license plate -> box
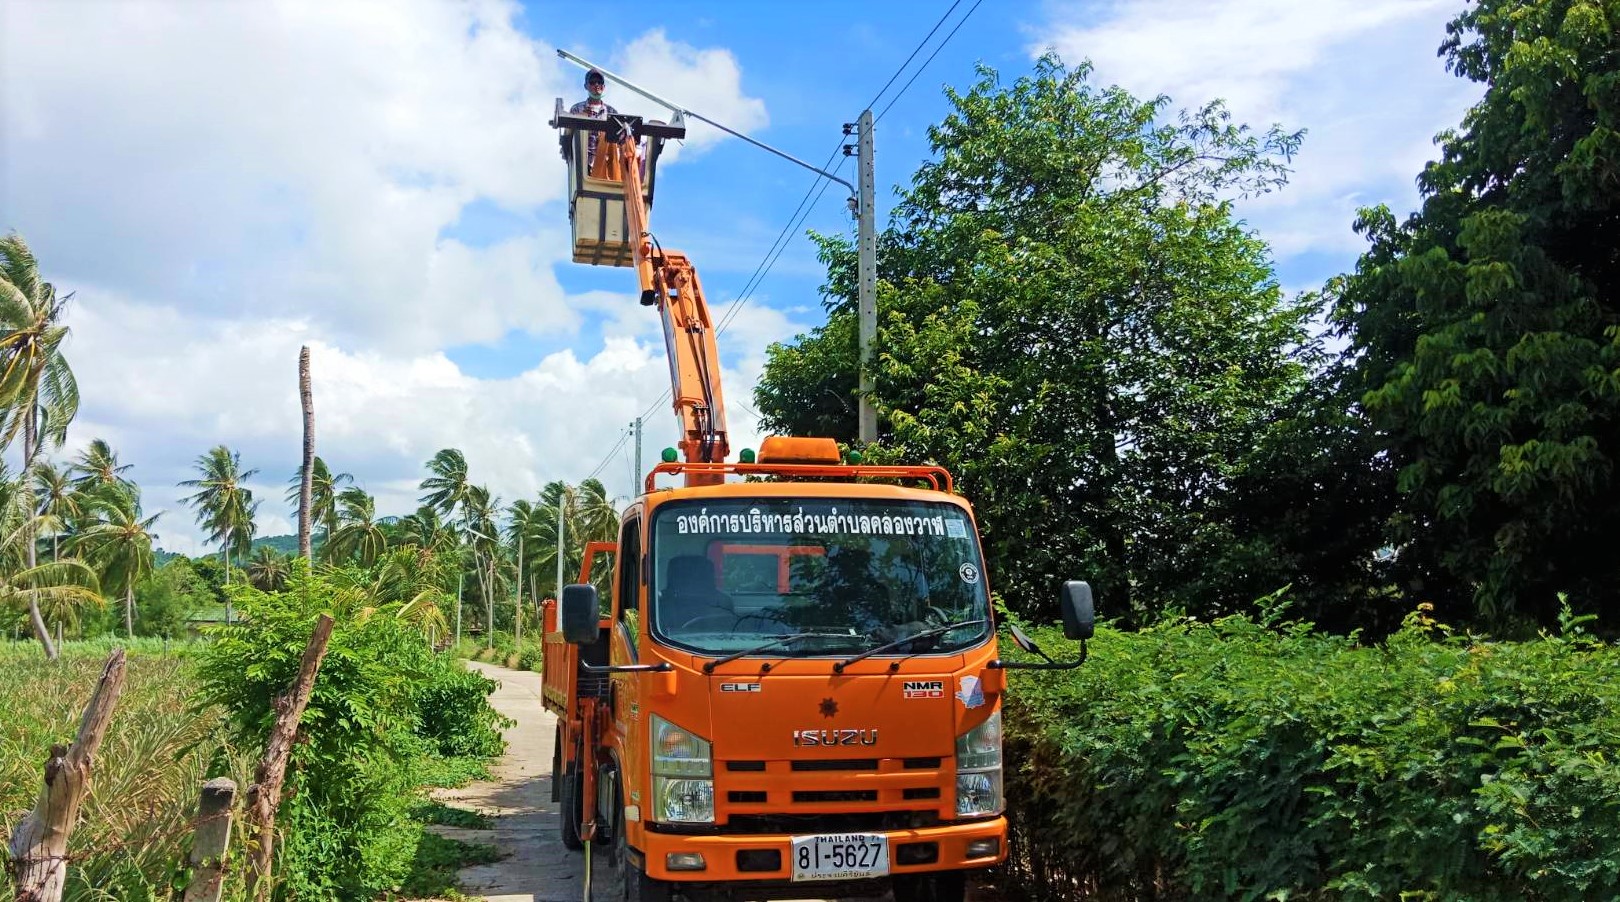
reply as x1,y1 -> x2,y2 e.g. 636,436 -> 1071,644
790,833 -> 888,882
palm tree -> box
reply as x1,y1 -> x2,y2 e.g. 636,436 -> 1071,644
285,456 -> 351,548
0,233 -> 82,657
394,505 -> 458,555
30,459 -> 80,562
179,445 -> 259,623
419,448 -> 471,519
71,485 -> 158,637
245,546 -> 291,592
326,487 -> 387,567
0,463 -> 101,644
70,438 -> 134,494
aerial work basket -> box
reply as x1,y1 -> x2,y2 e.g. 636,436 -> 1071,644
551,100 -> 681,268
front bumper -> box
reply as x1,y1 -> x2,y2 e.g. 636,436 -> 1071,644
637,816 -> 1007,883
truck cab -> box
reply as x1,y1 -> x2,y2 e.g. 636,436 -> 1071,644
544,440 -> 1093,902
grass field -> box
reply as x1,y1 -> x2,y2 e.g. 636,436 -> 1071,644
0,640 -> 254,901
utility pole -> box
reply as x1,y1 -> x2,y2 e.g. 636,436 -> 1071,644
514,531 -> 523,646
633,417 -> 643,497
555,493 -> 566,598
454,573 -> 462,649
856,109 -> 877,445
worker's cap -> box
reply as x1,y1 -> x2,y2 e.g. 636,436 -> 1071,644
585,69 -> 606,87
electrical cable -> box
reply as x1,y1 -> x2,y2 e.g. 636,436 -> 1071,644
864,0 -> 965,112
585,428 -> 632,482
875,0 -> 988,123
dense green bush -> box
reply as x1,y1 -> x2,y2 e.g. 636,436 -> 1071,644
416,657 -> 510,759
1001,606 -> 1620,901
195,565 -> 505,900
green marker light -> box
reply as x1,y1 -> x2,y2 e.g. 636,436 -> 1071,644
661,447 -> 678,463
739,448 -> 756,464
846,449 -> 864,464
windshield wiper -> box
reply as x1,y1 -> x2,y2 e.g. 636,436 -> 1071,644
833,619 -> 987,673
702,632 -> 857,673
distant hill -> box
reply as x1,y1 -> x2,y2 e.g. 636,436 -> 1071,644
154,533 -> 314,565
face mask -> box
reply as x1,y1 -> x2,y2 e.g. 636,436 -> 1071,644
588,88 -> 603,100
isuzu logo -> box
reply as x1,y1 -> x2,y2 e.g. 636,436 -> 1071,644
793,729 -> 879,747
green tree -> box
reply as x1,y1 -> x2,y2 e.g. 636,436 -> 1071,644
179,445 -> 259,623
0,232 -> 82,657
418,448 -> 470,520
285,455 -> 351,546
1331,0 -> 1620,629
30,458 -> 80,562
245,545 -> 291,592
133,558 -> 212,638
0,463 -> 101,639
757,58 -> 1309,623
70,438 -> 134,494
71,484 -> 159,637
325,486 -> 388,567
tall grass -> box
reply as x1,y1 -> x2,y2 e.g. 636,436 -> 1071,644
0,645 -> 254,901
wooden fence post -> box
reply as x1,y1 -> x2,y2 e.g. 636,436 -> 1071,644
180,777 -> 237,902
243,613 -> 334,902
5,649 -> 127,902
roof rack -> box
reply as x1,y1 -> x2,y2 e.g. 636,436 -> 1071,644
644,461 -> 954,494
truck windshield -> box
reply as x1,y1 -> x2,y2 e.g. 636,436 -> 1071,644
649,498 -> 991,657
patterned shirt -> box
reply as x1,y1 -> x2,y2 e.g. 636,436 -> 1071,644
569,98 -> 618,165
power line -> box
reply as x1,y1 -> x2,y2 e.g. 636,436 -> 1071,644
865,0 -> 965,112
585,427 -> 632,482
876,0 -> 988,123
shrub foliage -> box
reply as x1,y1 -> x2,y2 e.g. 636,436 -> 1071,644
1002,607 -> 1620,901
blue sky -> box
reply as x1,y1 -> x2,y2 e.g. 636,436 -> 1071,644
0,0 -> 1480,553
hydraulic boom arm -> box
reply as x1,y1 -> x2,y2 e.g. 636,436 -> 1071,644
613,128 -> 730,485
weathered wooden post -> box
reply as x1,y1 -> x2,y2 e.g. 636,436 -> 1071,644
243,613 -> 334,902
6,649 -> 127,902
180,777 -> 237,902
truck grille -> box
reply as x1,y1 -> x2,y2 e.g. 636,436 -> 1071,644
715,756 -> 950,826
790,758 -> 879,772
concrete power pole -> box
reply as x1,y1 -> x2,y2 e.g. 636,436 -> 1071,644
856,109 -> 877,445
633,416 -> 643,497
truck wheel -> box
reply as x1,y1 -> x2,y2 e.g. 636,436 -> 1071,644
558,764 -> 583,851
892,871 -> 966,902
604,780 -> 672,902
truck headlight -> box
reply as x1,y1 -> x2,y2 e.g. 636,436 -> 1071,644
955,711 -> 1003,816
651,715 -> 714,823
652,777 -> 716,823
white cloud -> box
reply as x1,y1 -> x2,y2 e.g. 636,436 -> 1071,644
1,0 -> 782,550
1032,0 -> 1482,262
573,28 -> 770,163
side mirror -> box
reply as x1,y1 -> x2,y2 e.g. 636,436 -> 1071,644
560,584 -> 600,645
1060,581 -> 1095,641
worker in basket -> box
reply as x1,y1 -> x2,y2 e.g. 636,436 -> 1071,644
569,68 -> 625,180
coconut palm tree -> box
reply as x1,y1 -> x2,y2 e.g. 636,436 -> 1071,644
69,438 -> 134,494
0,463 -> 101,644
245,546 -> 290,592
326,487 -> 388,567
0,233 -> 82,657
70,485 -> 158,637
394,505 -> 458,555
31,459 -> 80,562
179,445 -> 259,623
419,448 -> 470,520
285,456 -> 351,547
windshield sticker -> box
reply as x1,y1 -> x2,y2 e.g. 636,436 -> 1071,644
903,680 -> 945,699
945,519 -> 968,538
956,675 -> 985,709
673,507 -> 949,538
958,562 -> 980,584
